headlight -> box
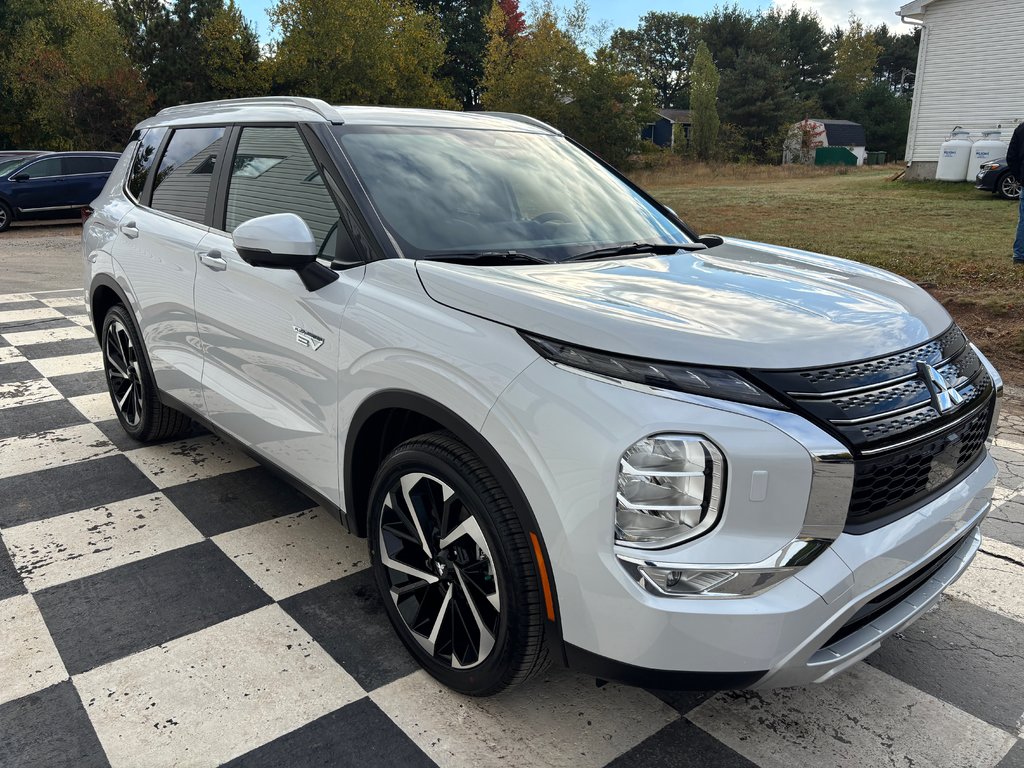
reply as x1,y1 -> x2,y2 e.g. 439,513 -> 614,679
520,332 -> 781,408
982,162 -> 1001,171
616,434 -> 725,548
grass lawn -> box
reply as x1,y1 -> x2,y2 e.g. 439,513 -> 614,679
633,163 -> 1024,384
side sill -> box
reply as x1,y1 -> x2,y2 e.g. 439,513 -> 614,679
157,391 -> 350,532
563,643 -> 766,691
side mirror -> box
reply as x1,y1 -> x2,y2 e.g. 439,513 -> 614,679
232,212 -> 339,292
10,172 -> 29,182
232,213 -> 317,269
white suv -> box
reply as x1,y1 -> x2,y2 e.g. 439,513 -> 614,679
84,97 -> 1002,695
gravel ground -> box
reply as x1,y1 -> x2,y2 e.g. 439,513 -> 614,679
0,223 -> 83,295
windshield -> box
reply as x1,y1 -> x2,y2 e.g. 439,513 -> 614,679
333,126 -> 689,261
0,158 -> 27,177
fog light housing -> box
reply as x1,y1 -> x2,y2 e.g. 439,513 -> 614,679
616,434 -> 724,549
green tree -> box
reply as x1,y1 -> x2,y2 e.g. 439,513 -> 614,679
872,23 -> 920,95
270,0 -> 453,107
850,83 -> 912,159
201,1 -> 268,98
609,11 -> 699,108
719,50 -> 796,162
689,41 -> 719,161
415,0 -> 490,109
761,5 -> 831,100
833,15 -> 882,94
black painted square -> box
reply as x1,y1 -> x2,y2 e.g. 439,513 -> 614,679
0,398 -> 88,441
280,569 -> 417,692
0,317 -> 75,332
222,698 -> 436,768
0,300 -> 48,312
54,305 -> 88,317
0,454 -> 157,528
18,337 -> 100,361
0,361 -> 41,384
0,537 -> 27,600
607,718 -> 758,768
0,682 -> 109,768
34,540 -> 273,675
163,466 -> 315,538
47,370 -> 107,398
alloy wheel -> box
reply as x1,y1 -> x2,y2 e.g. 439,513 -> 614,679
377,471 -> 501,669
1001,175 -> 1021,199
0,207 -> 8,230
104,319 -> 144,428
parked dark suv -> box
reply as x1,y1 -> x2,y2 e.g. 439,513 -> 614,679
0,151 -> 121,232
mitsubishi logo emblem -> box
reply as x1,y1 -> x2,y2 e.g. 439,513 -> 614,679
918,361 -> 963,414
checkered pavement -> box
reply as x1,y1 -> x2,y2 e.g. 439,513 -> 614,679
1,288 -> 1023,768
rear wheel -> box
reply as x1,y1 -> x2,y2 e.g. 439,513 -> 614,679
101,304 -> 192,441
367,432 -> 548,695
0,201 -> 12,232
998,173 -> 1021,200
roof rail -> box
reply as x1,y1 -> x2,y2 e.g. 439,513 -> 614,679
481,112 -> 561,135
155,97 -> 343,124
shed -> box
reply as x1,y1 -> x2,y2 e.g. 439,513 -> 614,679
641,109 -> 692,150
783,119 -> 867,165
899,0 -> 1024,179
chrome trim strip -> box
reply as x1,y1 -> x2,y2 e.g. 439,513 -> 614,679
858,397 -> 993,457
972,344 -> 1003,440
18,204 -> 79,213
828,366 -> 983,426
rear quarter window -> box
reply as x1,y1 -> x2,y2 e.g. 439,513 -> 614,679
127,127 -> 168,201
150,126 -> 227,225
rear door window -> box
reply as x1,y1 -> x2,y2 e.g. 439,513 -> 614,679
64,156 -> 118,175
20,157 -> 63,179
150,127 -> 226,225
127,127 -> 167,201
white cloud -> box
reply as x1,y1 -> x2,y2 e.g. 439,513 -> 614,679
772,0 -> 915,32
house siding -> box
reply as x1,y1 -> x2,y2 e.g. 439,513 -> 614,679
905,0 -> 1024,177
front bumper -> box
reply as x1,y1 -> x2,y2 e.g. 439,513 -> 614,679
483,357 -> 998,688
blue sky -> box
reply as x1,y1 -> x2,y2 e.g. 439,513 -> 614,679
235,0 -> 908,44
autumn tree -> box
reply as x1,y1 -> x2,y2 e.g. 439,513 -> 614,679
270,0 -> 453,108
201,1 -> 268,98
833,15 -> 882,94
689,41 -> 719,161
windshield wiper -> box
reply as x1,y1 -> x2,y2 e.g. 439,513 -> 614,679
564,241 -> 705,263
419,250 -> 551,265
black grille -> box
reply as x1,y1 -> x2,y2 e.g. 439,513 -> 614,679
749,325 -> 995,532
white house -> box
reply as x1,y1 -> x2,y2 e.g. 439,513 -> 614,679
900,0 -> 1024,180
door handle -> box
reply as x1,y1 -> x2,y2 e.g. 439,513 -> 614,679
120,221 -> 139,239
197,249 -> 227,271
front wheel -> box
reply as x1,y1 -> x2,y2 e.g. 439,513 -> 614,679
0,201 -> 12,232
367,432 -> 549,695
998,173 -> 1021,200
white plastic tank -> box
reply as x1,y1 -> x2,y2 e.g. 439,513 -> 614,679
965,129 -> 1009,181
936,129 -> 974,181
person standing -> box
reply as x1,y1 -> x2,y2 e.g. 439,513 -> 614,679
1008,121 -> 1024,265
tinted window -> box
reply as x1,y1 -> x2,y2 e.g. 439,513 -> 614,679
127,127 -> 167,200
20,157 -> 63,179
151,126 -> 226,224
225,127 -> 340,252
64,156 -> 118,175
0,159 -> 24,176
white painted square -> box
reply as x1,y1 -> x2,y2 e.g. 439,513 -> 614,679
29,351 -> 103,378
67,314 -> 92,328
40,296 -> 85,308
3,325 -> 94,346
688,663 -> 1016,768
0,594 -> 69,706
0,422 -> 116,480
123,434 -> 256,489
0,378 -> 63,410
0,293 -> 36,304
213,508 -> 366,601
0,307 -> 64,324
3,494 -> 203,592
68,392 -> 116,423
0,347 -> 26,365
75,604 -> 364,768
948,538 -> 1024,624
371,667 -> 678,768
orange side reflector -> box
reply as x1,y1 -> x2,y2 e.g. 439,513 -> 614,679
529,532 -> 556,622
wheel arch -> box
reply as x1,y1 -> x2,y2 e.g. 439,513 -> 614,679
344,389 -> 564,648
88,273 -> 157,382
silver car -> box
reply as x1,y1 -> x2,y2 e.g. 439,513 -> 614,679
84,97 -> 1002,695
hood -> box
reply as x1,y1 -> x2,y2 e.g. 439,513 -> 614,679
415,239 -> 952,370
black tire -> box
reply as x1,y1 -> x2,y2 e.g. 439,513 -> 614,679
0,201 -> 12,232
100,304 -> 192,441
367,431 -> 549,695
998,173 -> 1021,200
